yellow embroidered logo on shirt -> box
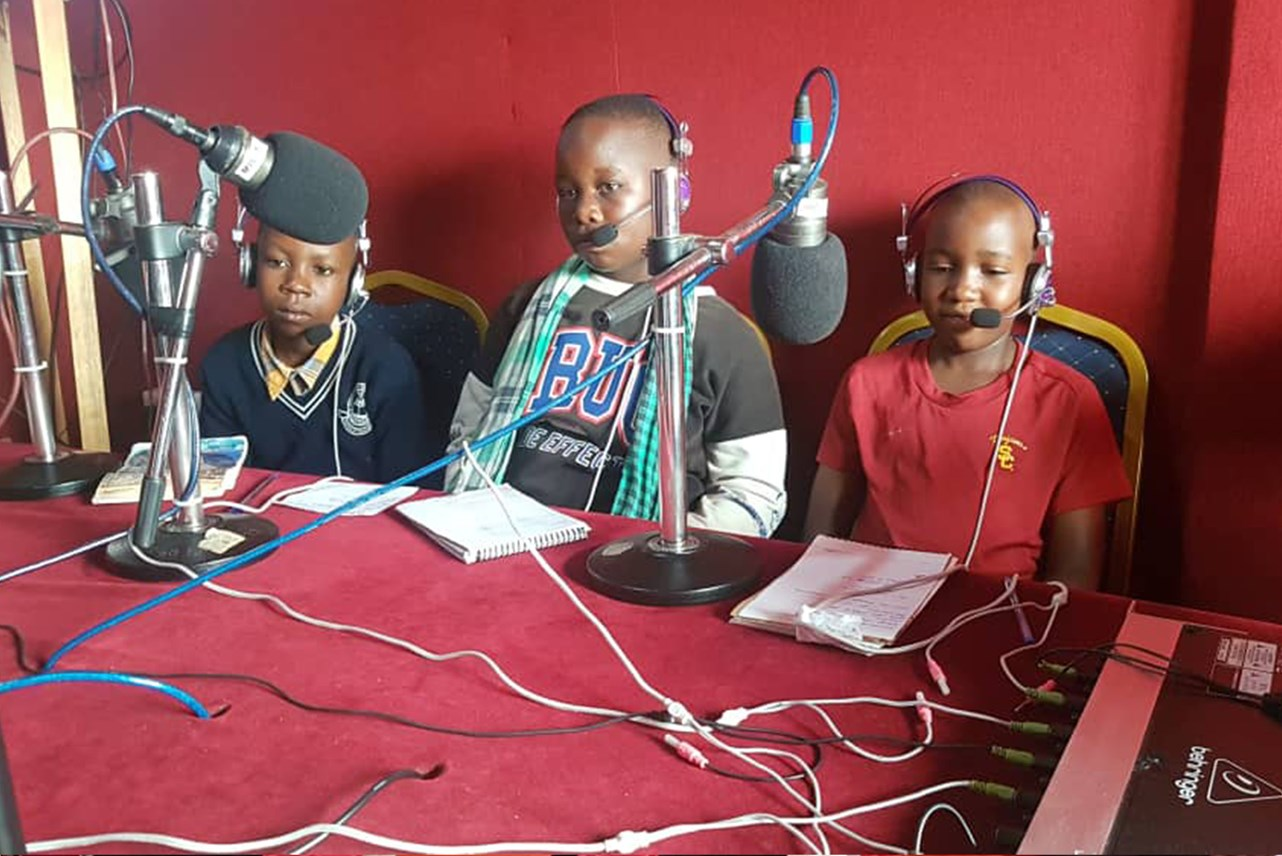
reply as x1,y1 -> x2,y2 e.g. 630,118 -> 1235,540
989,434 -> 1028,472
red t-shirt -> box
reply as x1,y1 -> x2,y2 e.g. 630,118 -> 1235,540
817,340 -> 1132,578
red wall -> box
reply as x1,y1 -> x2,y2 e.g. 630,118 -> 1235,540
1179,0 -> 1282,617
3,1 -> 1277,620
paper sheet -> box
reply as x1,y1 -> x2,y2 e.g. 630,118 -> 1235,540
277,483 -> 417,516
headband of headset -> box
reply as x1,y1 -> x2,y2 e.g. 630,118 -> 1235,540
895,173 -> 1055,308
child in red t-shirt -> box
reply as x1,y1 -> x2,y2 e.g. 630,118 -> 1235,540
804,177 -> 1131,590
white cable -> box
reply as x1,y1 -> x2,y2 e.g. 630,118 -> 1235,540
957,313 -> 1042,646
329,317 -> 357,479
26,827 -> 607,855
962,311 -> 1039,568
205,475 -> 353,517
457,443 -> 830,847
0,476 -> 351,586
19,466 -> 956,854
723,694 -> 1010,730
461,444 -> 667,708
0,530 -> 125,584
921,576 -> 1017,660
998,581 -> 1068,692
913,802 -> 975,854
923,583 -> 1067,694
800,700 -> 933,764
123,541 -> 657,725
802,575 -> 1017,658
14,460 -> 945,855
124,536 -> 835,856
26,780 -> 975,856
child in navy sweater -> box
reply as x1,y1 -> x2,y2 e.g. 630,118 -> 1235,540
199,223 -> 434,485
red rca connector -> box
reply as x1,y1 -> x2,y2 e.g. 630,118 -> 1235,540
663,734 -> 710,770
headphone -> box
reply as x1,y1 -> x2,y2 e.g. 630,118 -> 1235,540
232,204 -> 372,317
895,174 -> 1055,311
647,96 -> 694,213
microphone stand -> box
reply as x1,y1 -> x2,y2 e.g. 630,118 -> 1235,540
105,164 -> 278,581
0,171 -> 116,500
585,167 -> 780,606
0,718 -> 22,855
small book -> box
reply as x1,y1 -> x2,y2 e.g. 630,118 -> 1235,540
395,484 -> 591,564
731,535 -> 956,649
91,435 -> 249,505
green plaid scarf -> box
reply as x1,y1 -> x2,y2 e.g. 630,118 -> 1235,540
448,255 -> 696,521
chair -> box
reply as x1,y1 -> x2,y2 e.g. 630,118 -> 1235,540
357,271 -> 490,478
868,305 -> 1148,595
364,269 -> 489,344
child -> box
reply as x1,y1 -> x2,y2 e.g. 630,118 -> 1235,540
804,177 -> 1131,589
199,217 -> 435,485
446,94 -> 786,536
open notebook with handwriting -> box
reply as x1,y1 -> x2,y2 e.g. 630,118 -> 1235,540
731,535 -> 955,649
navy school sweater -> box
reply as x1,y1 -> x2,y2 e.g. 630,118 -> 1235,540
198,320 -> 441,487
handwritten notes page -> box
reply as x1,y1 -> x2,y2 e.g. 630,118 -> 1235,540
731,536 -> 955,648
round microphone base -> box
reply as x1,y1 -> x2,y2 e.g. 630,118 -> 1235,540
0,452 -> 117,501
586,531 -> 762,606
104,514 -> 279,582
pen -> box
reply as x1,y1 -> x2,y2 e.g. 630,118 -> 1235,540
235,472 -> 279,511
1010,588 -> 1035,643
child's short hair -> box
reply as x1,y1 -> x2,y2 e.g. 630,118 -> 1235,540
562,94 -> 679,156
564,92 -> 666,132
562,94 -> 693,212
912,178 -> 1039,247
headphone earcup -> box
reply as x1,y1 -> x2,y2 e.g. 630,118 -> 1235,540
1023,263 -> 1051,307
239,242 -> 257,288
904,256 -> 919,300
345,262 -> 367,315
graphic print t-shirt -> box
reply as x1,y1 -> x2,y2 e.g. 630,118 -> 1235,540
503,285 -> 649,513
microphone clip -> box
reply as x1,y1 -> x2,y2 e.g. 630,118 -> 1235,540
647,234 -> 698,277
89,186 -> 138,261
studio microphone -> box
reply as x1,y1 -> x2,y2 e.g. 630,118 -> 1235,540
140,108 -> 368,245
749,93 -> 848,345
139,106 -> 274,188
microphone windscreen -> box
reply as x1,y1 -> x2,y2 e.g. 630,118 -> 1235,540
969,308 -> 1003,328
302,324 -> 334,347
749,233 -> 848,345
589,223 -> 618,247
238,132 -> 368,245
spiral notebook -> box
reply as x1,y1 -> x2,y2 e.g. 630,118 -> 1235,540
395,485 -> 591,564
